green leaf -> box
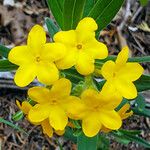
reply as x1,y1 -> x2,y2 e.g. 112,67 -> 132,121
0,117 -> 28,135
88,0 -> 124,33
63,0 -> 86,30
139,0 -> 149,6
45,17 -> 59,39
116,129 -> 150,148
77,132 -> 98,150
83,0 -> 95,17
0,44 -> 11,58
134,75 -> 150,92
46,0 -> 63,29
12,111 -> 24,121
0,59 -> 18,71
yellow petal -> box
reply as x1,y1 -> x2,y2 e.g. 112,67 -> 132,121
37,62 -> 59,85
55,130 -> 65,136
49,106 -> 68,130
16,100 -> 32,114
76,17 -> 98,32
8,46 -> 33,66
75,52 -> 94,75
27,25 -> 46,51
56,48 -> 78,69
116,46 -> 129,67
84,39 -> 108,59
14,64 -> 37,87
54,30 -> 76,46
28,104 -> 50,123
82,112 -> 101,137
28,87 -> 50,104
41,119 -> 53,137
99,110 -> 122,130
118,62 -> 144,81
50,78 -> 71,99
101,60 -> 116,80
42,43 -> 66,62
63,96 -> 86,120
115,79 -> 137,99
81,89 -> 100,108
76,17 -> 97,43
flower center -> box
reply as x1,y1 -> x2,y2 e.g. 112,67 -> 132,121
51,99 -> 57,105
36,56 -> 41,62
76,44 -> 82,49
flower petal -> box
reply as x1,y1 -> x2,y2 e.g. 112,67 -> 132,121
41,119 -> 53,137
63,96 -> 86,119
101,60 -> 116,80
50,78 -> 71,99
49,106 -> 68,130
8,46 -> 33,65
28,87 -> 50,104
16,100 -> 32,114
54,30 -> 76,46
118,62 -> 144,81
27,25 -> 46,51
81,89 -> 100,107
99,110 -> 122,130
115,79 -> 137,99
82,112 -> 101,137
37,62 -> 59,85
116,46 -> 129,67
28,104 -> 50,123
84,39 -> 108,59
42,43 -> 66,61
56,48 -> 78,69
14,64 -> 37,87
75,52 -> 94,75
55,130 -> 65,136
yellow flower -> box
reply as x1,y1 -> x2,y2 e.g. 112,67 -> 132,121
101,103 -> 133,133
8,25 -> 66,87
16,100 -> 64,137
66,89 -> 122,137
101,47 -> 144,99
27,78 -> 80,131
54,17 -> 108,75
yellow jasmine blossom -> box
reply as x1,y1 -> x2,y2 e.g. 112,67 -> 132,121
28,78 -> 79,131
101,47 -> 144,99
101,103 -> 133,133
54,17 -> 108,75
66,89 -> 122,137
16,100 -> 64,137
8,25 -> 66,87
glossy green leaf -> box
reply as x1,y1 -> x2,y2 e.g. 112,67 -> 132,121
46,0 -> 63,29
63,0 -> 86,30
134,75 -> 150,92
77,132 -> 98,150
88,0 -> 124,33
83,0 -> 95,17
0,59 -> 18,71
0,117 -> 28,135
45,17 -> 59,39
0,44 -> 11,58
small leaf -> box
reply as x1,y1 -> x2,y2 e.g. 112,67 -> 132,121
46,0 -> 63,29
0,44 -> 11,58
77,132 -> 98,150
12,111 -> 24,121
134,75 -> 150,92
139,0 -> 149,6
45,17 -> 59,39
0,59 -> 18,71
